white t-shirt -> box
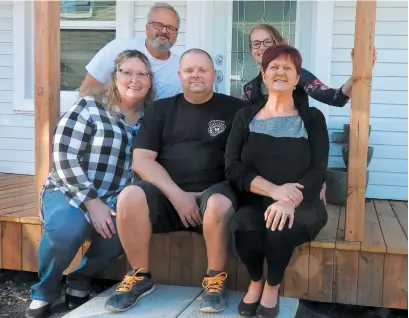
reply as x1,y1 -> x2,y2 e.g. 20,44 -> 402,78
86,37 -> 182,100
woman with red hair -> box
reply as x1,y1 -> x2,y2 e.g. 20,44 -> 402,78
225,44 -> 329,317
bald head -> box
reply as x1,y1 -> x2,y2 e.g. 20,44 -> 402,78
179,48 -> 214,68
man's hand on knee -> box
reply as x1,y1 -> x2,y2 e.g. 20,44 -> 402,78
171,191 -> 202,227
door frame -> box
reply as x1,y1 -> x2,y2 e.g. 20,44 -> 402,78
185,0 -> 334,121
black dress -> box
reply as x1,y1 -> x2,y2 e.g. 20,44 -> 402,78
224,104 -> 330,285
225,104 -> 329,241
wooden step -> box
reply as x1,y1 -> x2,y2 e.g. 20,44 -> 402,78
63,285 -> 299,318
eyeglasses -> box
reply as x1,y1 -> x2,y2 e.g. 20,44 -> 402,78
250,39 -> 276,49
148,21 -> 178,34
117,68 -> 151,81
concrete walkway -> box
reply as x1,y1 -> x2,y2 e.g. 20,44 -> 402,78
63,284 -> 299,318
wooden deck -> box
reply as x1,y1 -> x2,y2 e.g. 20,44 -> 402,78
0,173 -> 407,310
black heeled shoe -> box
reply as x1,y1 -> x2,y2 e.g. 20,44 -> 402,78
256,296 -> 280,318
65,293 -> 90,309
238,294 -> 261,317
25,304 -> 52,318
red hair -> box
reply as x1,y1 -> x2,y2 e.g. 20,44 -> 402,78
261,44 -> 302,74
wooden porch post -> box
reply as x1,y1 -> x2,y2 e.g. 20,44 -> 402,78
345,0 -> 376,242
34,1 -> 60,215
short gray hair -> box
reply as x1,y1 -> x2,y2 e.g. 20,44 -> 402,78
147,2 -> 181,29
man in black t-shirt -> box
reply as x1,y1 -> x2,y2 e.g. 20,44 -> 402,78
105,49 -> 248,314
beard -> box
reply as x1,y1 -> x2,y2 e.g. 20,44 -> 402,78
149,34 -> 175,50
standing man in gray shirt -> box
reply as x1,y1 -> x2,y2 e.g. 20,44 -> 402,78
80,2 -> 182,100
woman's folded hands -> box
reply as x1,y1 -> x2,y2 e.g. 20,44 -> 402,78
264,200 -> 295,232
268,182 -> 304,207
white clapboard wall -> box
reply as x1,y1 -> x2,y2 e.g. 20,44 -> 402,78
328,1 -> 408,200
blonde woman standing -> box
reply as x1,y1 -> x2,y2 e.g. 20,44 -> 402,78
26,50 -> 154,318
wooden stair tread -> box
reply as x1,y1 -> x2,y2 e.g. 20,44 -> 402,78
375,200 -> 408,255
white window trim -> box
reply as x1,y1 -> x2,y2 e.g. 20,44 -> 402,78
60,21 -> 116,30
13,1 -> 134,114
307,1 -> 334,121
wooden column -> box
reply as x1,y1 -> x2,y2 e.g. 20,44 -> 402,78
345,0 -> 376,242
34,1 -> 60,215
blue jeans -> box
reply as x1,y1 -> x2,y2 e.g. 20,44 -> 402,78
31,191 -> 123,303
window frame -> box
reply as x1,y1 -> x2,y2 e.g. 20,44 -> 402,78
13,1 -> 134,113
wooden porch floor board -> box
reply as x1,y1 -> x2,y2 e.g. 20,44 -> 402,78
0,202 -> 36,216
390,201 -> 408,239
0,209 -> 38,222
0,189 -> 35,200
362,201 -> 386,253
310,204 -> 340,249
0,176 -> 35,188
375,200 -> 408,255
336,207 -> 361,251
0,173 -> 407,309
0,193 -> 36,211
0,173 -> 23,180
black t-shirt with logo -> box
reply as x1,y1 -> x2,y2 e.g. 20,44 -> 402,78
133,93 -> 247,192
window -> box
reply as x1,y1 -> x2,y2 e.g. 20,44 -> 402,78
13,1 -> 134,113
60,1 -> 116,91
230,0 -> 297,98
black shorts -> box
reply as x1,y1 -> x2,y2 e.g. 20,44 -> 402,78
130,180 -> 238,233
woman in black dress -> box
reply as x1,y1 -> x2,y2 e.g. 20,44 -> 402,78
225,44 -> 329,317
244,24 -> 376,200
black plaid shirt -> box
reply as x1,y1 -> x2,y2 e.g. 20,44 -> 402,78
42,96 -> 141,219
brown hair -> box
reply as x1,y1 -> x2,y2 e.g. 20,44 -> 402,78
248,24 -> 285,52
107,50 -> 155,112
261,44 -> 302,75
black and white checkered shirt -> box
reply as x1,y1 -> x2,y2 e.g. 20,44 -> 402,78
42,96 -> 141,219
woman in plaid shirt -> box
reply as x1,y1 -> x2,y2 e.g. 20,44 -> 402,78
26,50 -> 154,318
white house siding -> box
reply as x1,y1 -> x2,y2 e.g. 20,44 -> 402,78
328,1 -> 408,200
133,1 -> 187,55
0,2 -> 34,175
0,1 -> 187,176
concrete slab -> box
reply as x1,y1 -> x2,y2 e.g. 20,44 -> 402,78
178,291 -> 299,318
63,284 -> 202,318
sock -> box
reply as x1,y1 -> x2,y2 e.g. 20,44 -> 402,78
29,300 -> 49,310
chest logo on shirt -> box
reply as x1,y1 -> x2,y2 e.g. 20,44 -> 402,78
208,120 -> 226,137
